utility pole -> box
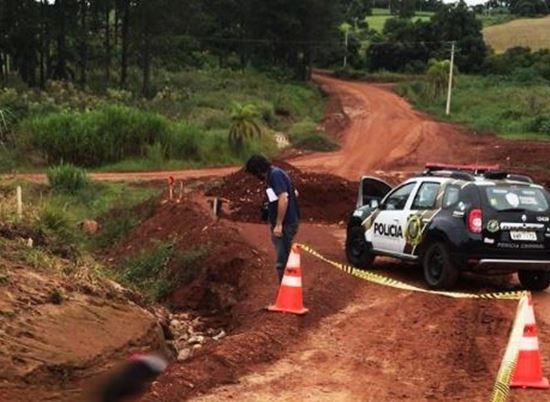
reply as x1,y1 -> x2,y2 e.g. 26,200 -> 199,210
445,41 -> 455,116
343,29 -> 349,68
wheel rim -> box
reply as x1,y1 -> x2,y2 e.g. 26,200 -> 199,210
428,248 -> 444,281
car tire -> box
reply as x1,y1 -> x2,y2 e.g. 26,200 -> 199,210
422,242 -> 459,289
518,271 -> 550,291
345,226 -> 374,269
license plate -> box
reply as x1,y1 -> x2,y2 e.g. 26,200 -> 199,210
510,231 -> 537,241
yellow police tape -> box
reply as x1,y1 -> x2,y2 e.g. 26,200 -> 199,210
296,243 -> 529,402
297,243 -> 526,300
490,295 -> 527,402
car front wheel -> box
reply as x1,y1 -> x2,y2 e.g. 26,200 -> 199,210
345,226 -> 374,269
422,242 -> 459,289
518,271 -> 550,291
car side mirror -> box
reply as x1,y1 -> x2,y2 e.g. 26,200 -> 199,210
370,199 -> 379,209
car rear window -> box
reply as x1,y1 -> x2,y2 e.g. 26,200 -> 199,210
485,186 -> 549,212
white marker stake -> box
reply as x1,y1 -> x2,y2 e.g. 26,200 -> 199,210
16,186 -> 22,219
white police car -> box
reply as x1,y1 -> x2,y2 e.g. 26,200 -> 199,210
346,163 -> 550,290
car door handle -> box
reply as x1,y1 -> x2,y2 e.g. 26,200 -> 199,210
393,218 -> 400,222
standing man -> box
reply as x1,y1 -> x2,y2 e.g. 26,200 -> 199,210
245,155 -> 300,283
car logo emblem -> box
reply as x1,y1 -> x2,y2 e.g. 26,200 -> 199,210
522,215 -> 527,222
487,220 -> 499,233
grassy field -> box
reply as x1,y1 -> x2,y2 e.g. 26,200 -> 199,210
367,8 -> 434,32
483,15 -> 550,52
397,75 -> 550,140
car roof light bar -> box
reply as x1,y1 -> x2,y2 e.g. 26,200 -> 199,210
425,162 -> 501,175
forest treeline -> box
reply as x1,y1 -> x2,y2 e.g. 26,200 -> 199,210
0,0 -> 371,95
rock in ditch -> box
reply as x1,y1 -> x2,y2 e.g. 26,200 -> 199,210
187,335 -> 205,345
213,330 -> 226,341
177,348 -> 193,362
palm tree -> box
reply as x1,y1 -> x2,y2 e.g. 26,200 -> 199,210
228,102 -> 263,153
426,59 -> 457,99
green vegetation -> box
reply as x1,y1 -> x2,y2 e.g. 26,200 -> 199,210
367,8 -> 433,32
48,288 -> 64,305
47,164 -> 90,194
228,103 -> 264,153
397,75 -> 550,140
0,68 -> 323,172
288,119 -> 339,152
117,241 -> 208,301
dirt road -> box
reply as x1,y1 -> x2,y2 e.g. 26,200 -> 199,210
292,73 -> 550,183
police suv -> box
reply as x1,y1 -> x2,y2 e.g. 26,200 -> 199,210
345,163 -> 550,291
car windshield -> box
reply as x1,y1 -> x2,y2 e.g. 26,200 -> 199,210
485,186 -> 549,213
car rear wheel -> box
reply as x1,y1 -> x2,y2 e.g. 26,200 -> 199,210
422,242 -> 459,289
345,226 -> 374,269
518,271 -> 550,291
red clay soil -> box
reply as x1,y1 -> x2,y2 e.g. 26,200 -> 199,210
141,219 -> 550,402
205,161 -> 357,224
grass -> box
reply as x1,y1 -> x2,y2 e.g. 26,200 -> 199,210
0,177 -> 159,256
288,119 -> 339,152
117,241 -> 208,301
367,8 -> 434,32
483,15 -> 550,53
397,74 -> 550,140
47,164 -> 90,194
478,13 -> 515,28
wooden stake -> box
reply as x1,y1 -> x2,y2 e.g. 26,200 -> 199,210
16,186 -> 22,219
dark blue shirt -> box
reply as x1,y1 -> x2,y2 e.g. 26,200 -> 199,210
267,167 -> 300,226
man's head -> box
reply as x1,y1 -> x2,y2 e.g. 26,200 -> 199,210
245,155 -> 271,180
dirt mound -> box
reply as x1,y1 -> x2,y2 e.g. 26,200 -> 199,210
205,161 -> 357,224
109,194 -> 262,315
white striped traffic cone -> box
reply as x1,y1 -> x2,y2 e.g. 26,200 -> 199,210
268,244 -> 308,315
511,295 -> 549,389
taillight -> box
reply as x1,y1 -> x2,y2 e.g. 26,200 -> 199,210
468,209 -> 483,234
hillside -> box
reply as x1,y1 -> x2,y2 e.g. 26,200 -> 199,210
484,15 -> 550,52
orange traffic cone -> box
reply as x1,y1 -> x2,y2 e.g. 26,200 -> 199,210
268,244 -> 308,315
511,295 -> 549,389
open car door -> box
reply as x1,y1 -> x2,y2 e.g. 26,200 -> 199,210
356,176 -> 392,209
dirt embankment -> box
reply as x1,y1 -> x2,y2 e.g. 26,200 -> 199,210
0,245 -> 164,402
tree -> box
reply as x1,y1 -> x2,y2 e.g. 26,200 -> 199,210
431,1 -> 487,72
426,59 -> 456,98
228,103 -> 263,153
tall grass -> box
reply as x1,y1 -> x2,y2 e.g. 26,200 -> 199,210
47,163 -> 90,193
24,105 -> 170,166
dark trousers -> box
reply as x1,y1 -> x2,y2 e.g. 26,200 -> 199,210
271,222 -> 299,283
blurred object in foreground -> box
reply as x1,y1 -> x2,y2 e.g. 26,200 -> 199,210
87,353 -> 168,402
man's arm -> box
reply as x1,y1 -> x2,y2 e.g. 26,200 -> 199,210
273,192 -> 288,237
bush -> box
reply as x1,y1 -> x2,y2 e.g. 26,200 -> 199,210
47,163 -> 90,193
287,119 -> 339,152
528,114 -> 550,134
24,105 -> 171,167
293,133 -> 339,152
